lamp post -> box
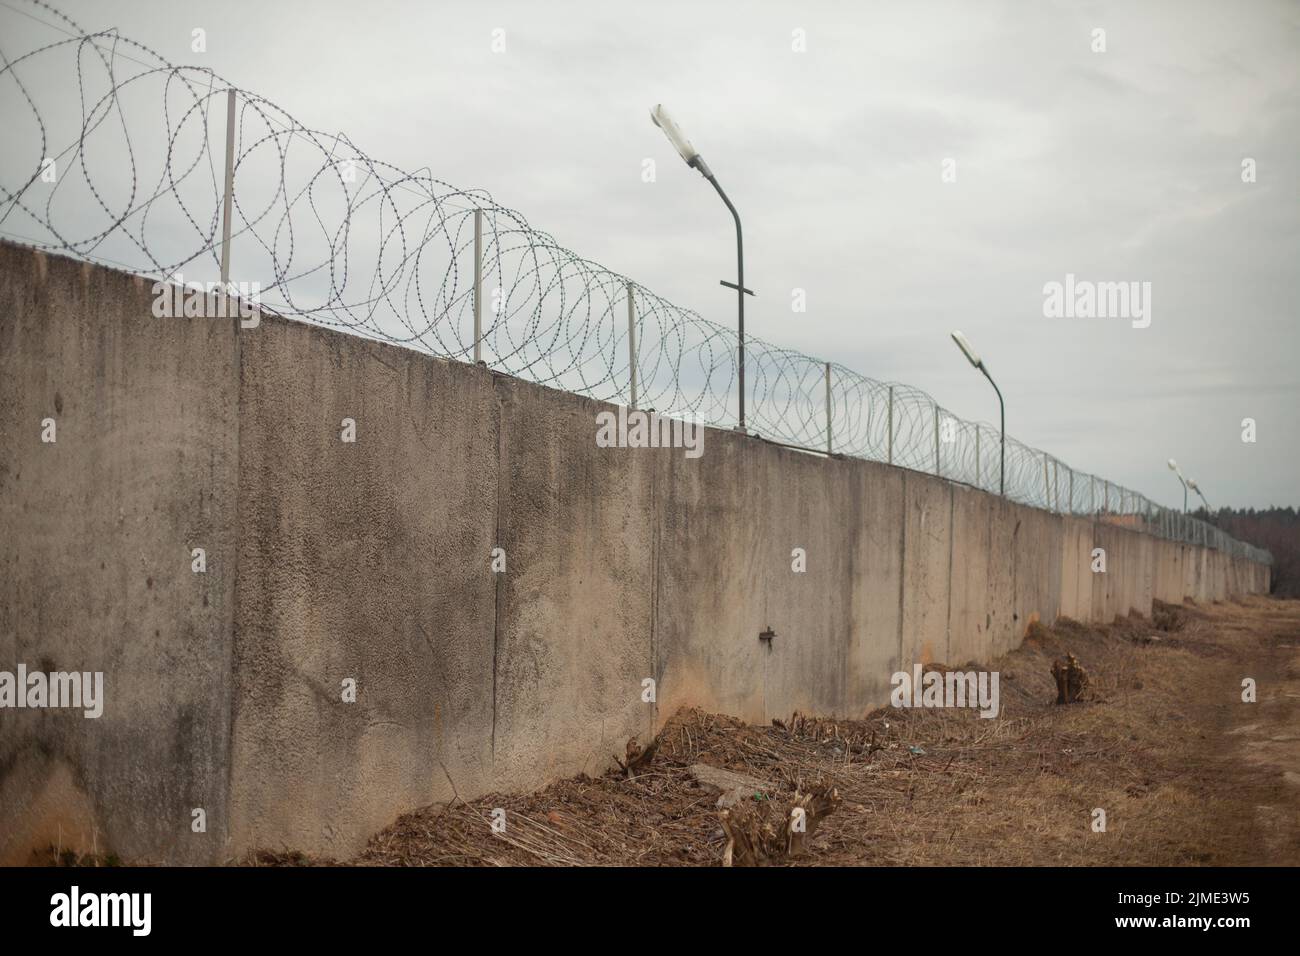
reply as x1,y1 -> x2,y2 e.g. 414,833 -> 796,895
1187,478 -> 1211,513
1167,458 -> 1188,513
950,331 -> 1004,496
651,104 -> 753,432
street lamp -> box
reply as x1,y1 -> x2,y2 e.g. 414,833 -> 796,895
1167,458 -> 1188,513
950,330 -> 1005,496
1187,478 -> 1211,513
651,104 -> 753,432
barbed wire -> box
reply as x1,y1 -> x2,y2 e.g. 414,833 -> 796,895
0,0 -> 1270,564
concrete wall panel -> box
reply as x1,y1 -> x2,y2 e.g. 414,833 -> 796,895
948,485 -> 993,664
0,246 -> 238,864
899,472 -> 952,669
985,496 -> 1020,656
1012,505 -> 1063,633
653,428 -> 769,724
756,454 -> 906,720
229,317 -> 499,859
1058,517 -> 1093,621
490,381 -> 654,792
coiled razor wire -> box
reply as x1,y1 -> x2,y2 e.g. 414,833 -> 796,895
0,0 -> 1270,564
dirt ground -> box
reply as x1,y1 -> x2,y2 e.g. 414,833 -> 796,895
254,596 -> 1299,867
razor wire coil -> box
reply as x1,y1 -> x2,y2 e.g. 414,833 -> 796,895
0,0 -> 1270,565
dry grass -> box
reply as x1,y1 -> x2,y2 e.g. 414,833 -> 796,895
255,596 -> 1300,867
27,847 -> 124,867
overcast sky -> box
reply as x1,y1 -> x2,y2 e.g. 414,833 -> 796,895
5,0 -> 1298,509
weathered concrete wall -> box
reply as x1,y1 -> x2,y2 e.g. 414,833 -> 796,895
655,441 -> 906,726
0,244 -> 1272,864
0,244 -> 238,865
900,472 -> 953,671
1058,516 -> 1093,622
1015,505 -> 1065,632
228,316 -> 502,858
984,496 -> 1021,656
948,485 -> 994,664
488,375 -> 654,794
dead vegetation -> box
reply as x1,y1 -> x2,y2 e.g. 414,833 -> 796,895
28,847 -> 123,867
613,736 -> 660,778
1050,653 -> 1090,703
258,596 -> 1300,867
720,783 -> 840,866
1152,599 -> 1188,633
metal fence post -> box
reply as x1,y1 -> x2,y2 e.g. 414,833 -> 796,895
824,362 -> 832,454
887,385 -> 894,465
628,282 -> 638,409
220,89 -> 236,293
1043,456 -> 1050,509
1067,468 -> 1074,516
934,406 -> 941,476
975,428 -> 981,490
473,208 -> 483,364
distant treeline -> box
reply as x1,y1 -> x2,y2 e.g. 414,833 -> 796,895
1196,507 -> 1300,598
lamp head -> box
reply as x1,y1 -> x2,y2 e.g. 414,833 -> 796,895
650,104 -> 699,166
950,330 -> 982,369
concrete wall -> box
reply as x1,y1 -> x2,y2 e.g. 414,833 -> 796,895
0,247 -> 237,865
0,244 -> 1271,864
228,316 -> 503,856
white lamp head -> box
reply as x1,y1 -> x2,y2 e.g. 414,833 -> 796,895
950,330 -> 982,369
1167,458 -> 1178,472
650,104 -> 699,166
